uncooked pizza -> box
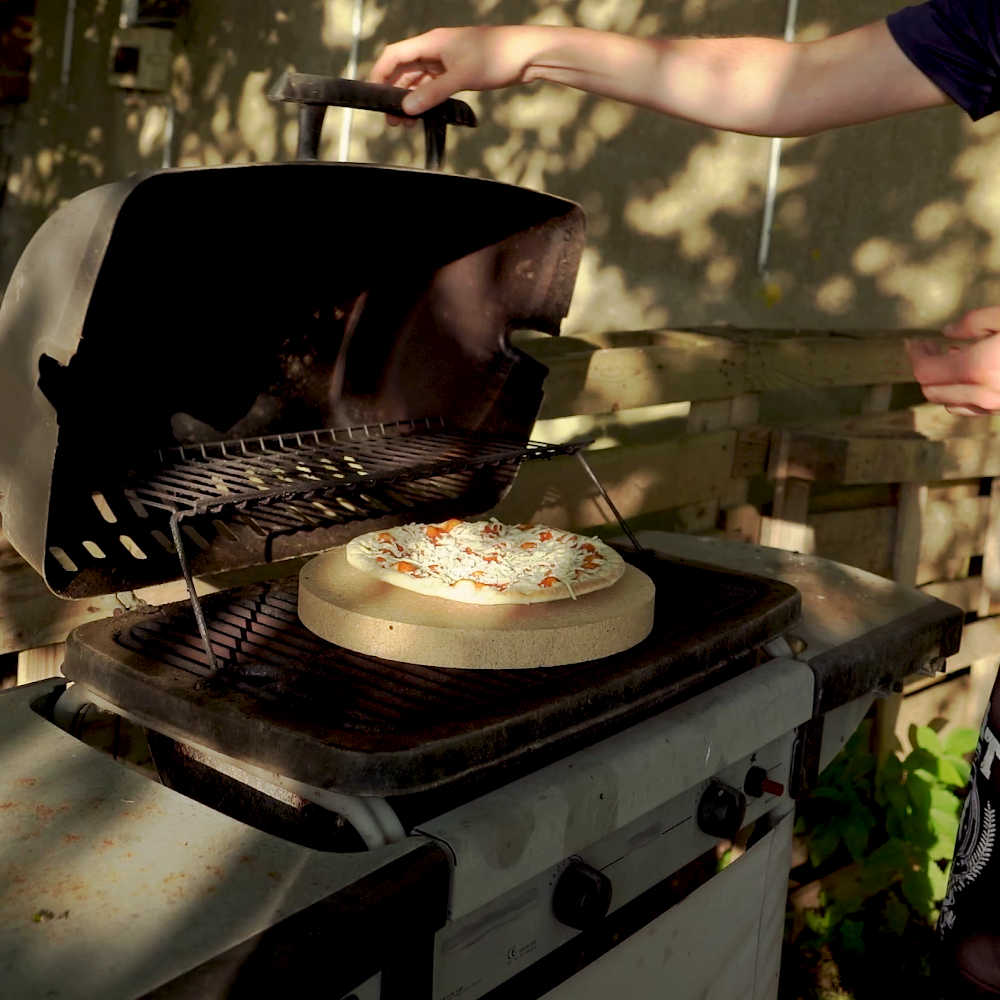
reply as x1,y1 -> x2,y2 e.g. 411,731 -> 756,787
345,518 -> 626,605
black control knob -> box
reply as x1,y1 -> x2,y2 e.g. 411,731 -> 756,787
696,780 -> 747,840
552,860 -> 613,931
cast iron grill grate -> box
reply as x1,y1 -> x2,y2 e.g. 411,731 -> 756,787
116,580 -> 558,720
66,552 -> 803,795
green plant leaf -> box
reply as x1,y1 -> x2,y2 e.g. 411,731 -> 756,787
913,725 -> 944,757
805,905 -> 834,938
838,917 -> 866,956
930,785 -> 962,816
927,859 -> 950,902
901,866 -> 935,917
881,781 -> 908,816
936,756 -> 969,788
902,747 -> 939,775
809,786 -> 852,804
946,757 -> 972,788
906,769 -> 935,811
945,728 -> 979,757
842,820 -> 870,861
809,826 -> 843,868
882,891 -> 910,936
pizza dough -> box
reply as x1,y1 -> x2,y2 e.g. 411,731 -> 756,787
345,518 -> 626,605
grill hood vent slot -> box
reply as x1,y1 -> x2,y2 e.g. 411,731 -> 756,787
0,162 -> 585,596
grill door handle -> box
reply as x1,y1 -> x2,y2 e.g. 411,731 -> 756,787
268,72 -> 477,169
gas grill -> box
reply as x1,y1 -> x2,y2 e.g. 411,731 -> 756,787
0,78 -> 965,1000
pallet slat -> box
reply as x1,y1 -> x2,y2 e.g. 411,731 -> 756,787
524,328 -> 922,419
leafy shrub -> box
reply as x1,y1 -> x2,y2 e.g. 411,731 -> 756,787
780,718 -> 978,1000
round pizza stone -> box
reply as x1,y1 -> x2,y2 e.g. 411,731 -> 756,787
298,546 -> 656,669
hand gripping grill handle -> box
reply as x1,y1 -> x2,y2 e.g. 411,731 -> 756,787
268,72 -> 477,170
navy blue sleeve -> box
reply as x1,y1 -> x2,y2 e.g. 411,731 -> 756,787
887,0 -> 1000,119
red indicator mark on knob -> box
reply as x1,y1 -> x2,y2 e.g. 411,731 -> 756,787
744,765 -> 785,798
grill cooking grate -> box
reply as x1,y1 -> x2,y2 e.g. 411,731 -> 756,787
65,554 -> 803,796
116,581 -> 558,719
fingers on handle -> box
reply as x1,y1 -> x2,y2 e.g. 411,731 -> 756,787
370,32 -> 440,84
401,73 -> 461,115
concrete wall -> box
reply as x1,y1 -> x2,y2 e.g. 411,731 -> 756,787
2,0 -> 999,335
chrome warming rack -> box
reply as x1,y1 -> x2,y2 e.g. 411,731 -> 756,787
120,418 -> 640,671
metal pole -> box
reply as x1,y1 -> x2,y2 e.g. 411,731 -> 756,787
756,0 -> 800,275
61,0 -> 78,89
161,100 -> 175,168
337,0 -> 364,162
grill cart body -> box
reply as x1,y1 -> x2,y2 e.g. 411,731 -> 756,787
0,534 -> 960,1000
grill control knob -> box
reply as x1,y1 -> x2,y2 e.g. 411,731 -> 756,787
744,765 -> 785,799
696,780 -> 747,840
552,860 -> 613,931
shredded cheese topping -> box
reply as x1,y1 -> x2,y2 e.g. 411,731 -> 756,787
349,518 -> 623,598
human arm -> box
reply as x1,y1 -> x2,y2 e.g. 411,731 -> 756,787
369,22 -> 949,138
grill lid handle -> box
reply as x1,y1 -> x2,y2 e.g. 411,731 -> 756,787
268,72 -> 477,170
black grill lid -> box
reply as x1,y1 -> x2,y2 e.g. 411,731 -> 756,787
0,161 -> 585,596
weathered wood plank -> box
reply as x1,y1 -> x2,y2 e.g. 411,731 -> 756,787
918,493 -> 990,584
781,428 -> 1000,485
802,489 -> 987,585
492,431 -> 755,531
810,506 -> 896,579
946,616 -> 1000,671
921,578 -> 983,614
522,328 -> 926,419
17,642 -> 65,685
980,478 -> 1000,617
530,334 -> 749,419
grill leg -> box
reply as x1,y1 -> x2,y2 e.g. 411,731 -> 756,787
168,514 -> 219,673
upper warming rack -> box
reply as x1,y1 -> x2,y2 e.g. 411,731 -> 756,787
43,419 -> 588,600
130,418 -> 576,521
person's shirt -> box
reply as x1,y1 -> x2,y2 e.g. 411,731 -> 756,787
888,0 -> 1000,119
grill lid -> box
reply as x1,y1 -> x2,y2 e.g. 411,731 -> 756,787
0,150 -> 585,596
